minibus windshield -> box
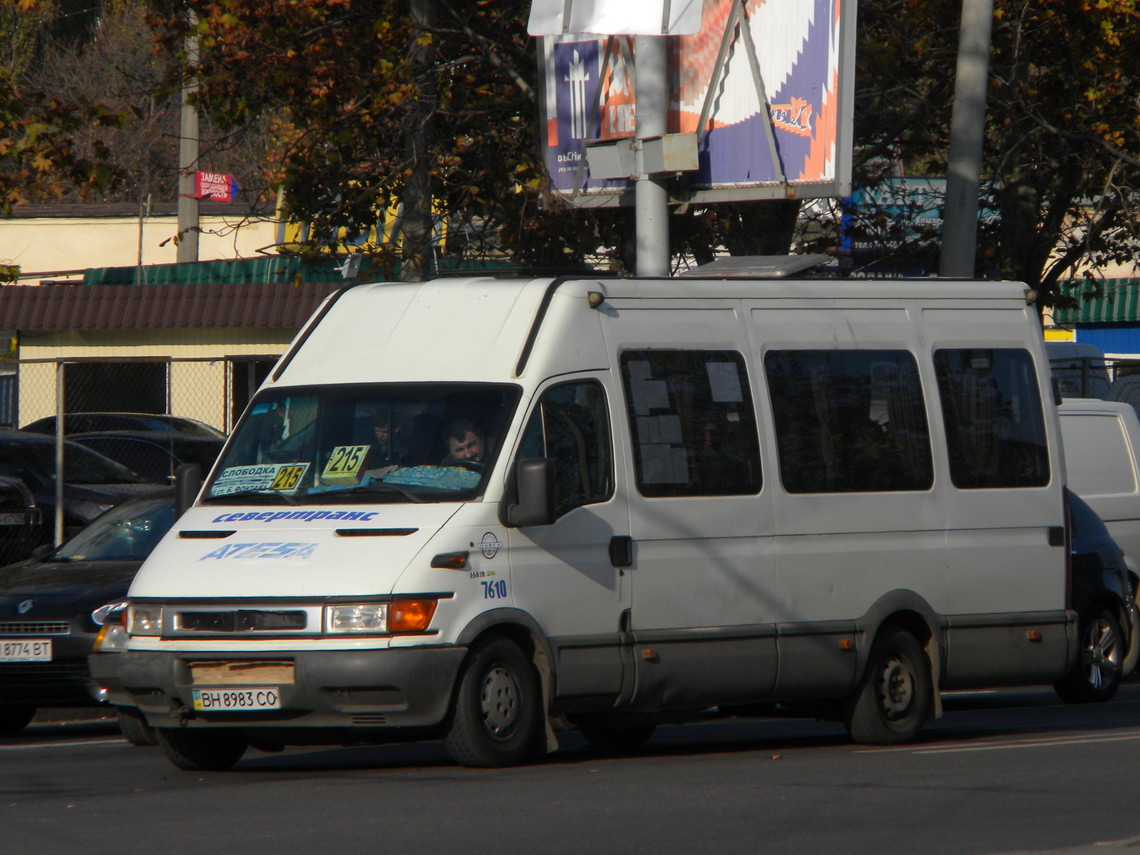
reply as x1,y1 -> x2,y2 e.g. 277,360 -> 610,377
203,383 -> 521,504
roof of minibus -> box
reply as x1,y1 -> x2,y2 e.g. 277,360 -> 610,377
269,275 -> 1036,388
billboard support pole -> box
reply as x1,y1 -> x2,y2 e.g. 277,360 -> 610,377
635,35 -> 669,277
939,0 -> 994,278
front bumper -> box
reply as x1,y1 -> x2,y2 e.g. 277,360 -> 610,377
114,646 -> 467,734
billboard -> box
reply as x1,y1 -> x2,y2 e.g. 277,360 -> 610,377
537,0 -> 856,207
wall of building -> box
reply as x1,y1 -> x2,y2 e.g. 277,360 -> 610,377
15,329 -> 295,430
3,214 -> 278,282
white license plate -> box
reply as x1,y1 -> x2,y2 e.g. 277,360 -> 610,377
0,639 -> 52,661
192,687 -> 281,711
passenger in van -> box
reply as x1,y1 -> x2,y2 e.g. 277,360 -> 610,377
441,418 -> 486,466
364,411 -> 399,477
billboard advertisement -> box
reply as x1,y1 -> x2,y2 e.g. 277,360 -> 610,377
537,0 -> 855,207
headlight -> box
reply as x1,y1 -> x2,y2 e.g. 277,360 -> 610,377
93,623 -> 130,652
322,600 -> 438,633
127,605 -> 163,636
91,600 -> 131,652
325,603 -> 388,633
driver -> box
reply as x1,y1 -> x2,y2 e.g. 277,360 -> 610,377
442,418 -> 486,465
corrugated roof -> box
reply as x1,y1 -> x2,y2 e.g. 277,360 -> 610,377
0,281 -> 345,331
1054,278 -> 1140,324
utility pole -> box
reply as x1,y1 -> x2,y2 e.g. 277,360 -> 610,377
176,11 -> 200,264
939,0 -> 994,279
634,35 -> 669,277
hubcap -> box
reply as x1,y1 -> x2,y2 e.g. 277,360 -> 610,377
480,663 -> 520,739
879,657 -> 914,720
1081,618 -> 1120,689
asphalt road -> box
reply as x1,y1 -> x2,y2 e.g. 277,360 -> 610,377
4,679 -> 1140,855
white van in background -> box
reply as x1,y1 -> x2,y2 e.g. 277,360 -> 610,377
107,275 -> 1081,771
1058,398 -> 1140,574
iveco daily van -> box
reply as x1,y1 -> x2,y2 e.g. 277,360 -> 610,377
108,275 -> 1079,770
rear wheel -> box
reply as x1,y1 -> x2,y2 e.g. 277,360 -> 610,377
843,627 -> 931,745
157,728 -> 248,771
116,707 -> 158,747
443,638 -> 543,768
1055,608 -> 1124,704
0,705 -> 35,736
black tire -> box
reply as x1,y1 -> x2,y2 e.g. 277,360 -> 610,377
843,627 -> 932,745
442,637 -> 544,768
579,722 -> 656,752
116,707 -> 158,747
1054,608 -> 1124,704
156,728 -> 248,771
0,705 -> 35,736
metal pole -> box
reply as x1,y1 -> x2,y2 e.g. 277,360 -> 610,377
635,35 -> 669,277
53,362 -> 64,546
176,12 -> 200,264
939,0 -> 994,279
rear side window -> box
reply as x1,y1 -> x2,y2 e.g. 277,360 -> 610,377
934,348 -> 1049,488
619,350 -> 761,497
765,350 -> 933,493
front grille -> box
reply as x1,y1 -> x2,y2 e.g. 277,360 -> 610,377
178,610 -> 307,632
351,713 -> 387,726
0,621 -> 71,636
0,660 -> 89,686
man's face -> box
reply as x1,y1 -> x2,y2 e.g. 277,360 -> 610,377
373,424 -> 390,444
448,430 -> 484,462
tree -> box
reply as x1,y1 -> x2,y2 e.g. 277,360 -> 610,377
0,0 -> 122,222
142,0 -> 608,278
850,0 -> 1140,302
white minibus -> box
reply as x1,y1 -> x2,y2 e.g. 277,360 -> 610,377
108,275 -> 1080,770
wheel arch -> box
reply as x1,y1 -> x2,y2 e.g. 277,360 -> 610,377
454,608 -> 557,707
855,590 -> 945,717
451,607 -> 559,756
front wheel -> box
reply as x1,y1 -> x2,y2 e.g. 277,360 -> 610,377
1054,608 -> 1124,704
843,627 -> 932,745
116,707 -> 158,747
442,638 -> 544,768
157,728 -> 248,771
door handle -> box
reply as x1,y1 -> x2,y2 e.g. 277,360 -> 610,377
609,535 -> 633,568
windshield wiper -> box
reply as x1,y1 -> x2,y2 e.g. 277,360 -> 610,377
314,482 -> 425,503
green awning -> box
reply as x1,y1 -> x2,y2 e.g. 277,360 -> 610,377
81,256 -> 362,286
1054,278 -> 1140,324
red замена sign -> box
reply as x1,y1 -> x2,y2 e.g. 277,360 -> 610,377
194,171 -> 239,202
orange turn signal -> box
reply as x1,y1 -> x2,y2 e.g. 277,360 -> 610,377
389,599 -> 438,633
430,551 -> 469,569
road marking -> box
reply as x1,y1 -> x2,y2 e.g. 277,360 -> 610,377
857,730 -> 1140,754
0,738 -> 123,751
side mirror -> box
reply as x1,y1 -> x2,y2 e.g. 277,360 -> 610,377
174,463 -> 202,518
502,458 -> 556,528
29,543 -> 53,561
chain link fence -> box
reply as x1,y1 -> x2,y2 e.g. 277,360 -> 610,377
1,355 -> 276,564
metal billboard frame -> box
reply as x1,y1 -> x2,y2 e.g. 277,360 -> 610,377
536,0 -> 856,208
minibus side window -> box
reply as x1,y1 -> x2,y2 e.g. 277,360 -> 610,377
619,350 -> 762,497
518,380 -> 613,516
934,348 -> 1049,488
764,349 -> 933,493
